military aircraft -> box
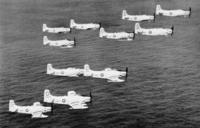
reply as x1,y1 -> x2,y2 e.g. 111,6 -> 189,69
83,64 -> 128,82
99,27 -> 135,41
46,64 -> 83,77
70,19 -> 101,30
122,10 -> 155,22
155,4 -> 191,17
9,100 -> 51,118
134,23 -> 174,36
43,36 -> 76,48
44,89 -> 92,109
42,24 -> 71,33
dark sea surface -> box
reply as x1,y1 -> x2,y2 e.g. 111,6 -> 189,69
0,0 -> 200,127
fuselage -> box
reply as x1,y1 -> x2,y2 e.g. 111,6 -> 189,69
137,28 -> 172,36
47,67 -> 83,77
14,105 -> 51,115
100,31 -> 134,40
123,15 -> 154,21
46,40 -> 74,47
157,9 -> 190,17
84,69 -> 126,80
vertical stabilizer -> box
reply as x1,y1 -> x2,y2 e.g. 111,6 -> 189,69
9,100 -> 16,112
43,24 -> 47,32
83,64 -> 92,76
122,10 -> 127,19
44,89 -> 53,103
43,36 -> 49,45
70,19 -> 75,28
47,64 -> 53,74
134,23 -> 141,34
99,27 -> 105,37
156,4 -> 162,15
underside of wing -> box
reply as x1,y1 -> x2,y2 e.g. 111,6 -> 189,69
107,76 -> 123,82
69,101 -> 88,109
32,111 -> 47,118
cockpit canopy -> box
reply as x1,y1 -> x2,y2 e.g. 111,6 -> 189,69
33,102 -> 41,106
105,68 -> 112,71
68,91 -> 76,96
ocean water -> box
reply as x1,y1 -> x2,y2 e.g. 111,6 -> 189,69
0,0 -> 200,127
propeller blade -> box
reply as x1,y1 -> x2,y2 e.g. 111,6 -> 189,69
133,32 -> 135,40
74,37 -> 76,47
69,28 -> 72,33
153,13 -> 156,22
125,67 -> 128,80
99,22 -> 102,29
171,25 -> 174,36
51,100 -> 54,114
189,7 -> 192,18
89,91 -> 92,103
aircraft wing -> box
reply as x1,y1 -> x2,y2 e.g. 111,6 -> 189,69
107,76 -> 124,82
69,101 -> 88,109
32,111 -> 47,118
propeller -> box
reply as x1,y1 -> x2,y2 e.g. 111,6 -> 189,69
99,22 -> 102,29
125,67 -> 128,81
69,28 -> 72,33
73,37 -> 76,47
51,100 -> 54,114
133,31 -> 135,40
189,7 -> 192,18
171,25 -> 174,36
153,12 -> 156,22
89,91 -> 92,103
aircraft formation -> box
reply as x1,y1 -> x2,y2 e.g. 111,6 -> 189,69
9,4 -> 192,118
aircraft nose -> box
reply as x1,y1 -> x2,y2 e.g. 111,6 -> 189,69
84,97 -> 91,102
121,72 -> 126,76
45,107 -> 51,112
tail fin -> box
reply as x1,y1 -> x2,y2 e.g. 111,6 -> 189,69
9,100 -> 17,112
43,24 -> 47,32
44,89 -> 53,103
83,64 -> 92,76
99,27 -> 105,37
47,64 -> 53,74
122,10 -> 128,19
70,19 -> 75,28
134,23 -> 141,34
43,36 -> 49,45
156,4 -> 162,15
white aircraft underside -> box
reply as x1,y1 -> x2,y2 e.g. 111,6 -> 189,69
47,64 -> 83,77
135,23 -> 173,36
99,28 -> 134,41
70,19 -> 100,30
159,10 -> 190,17
122,10 -> 154,21
9,100 -> 51,118
124,15 -> 154,21
44,89 -> 91,109
83,65 -> 127,82
156,5 -> 191,17
43,36 -> 75,48
43,24 -> 71,33
139,28 -> 172,36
